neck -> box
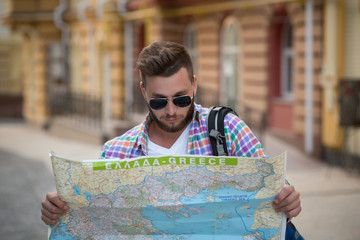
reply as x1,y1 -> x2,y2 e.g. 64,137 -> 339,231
148,121 -> 190,149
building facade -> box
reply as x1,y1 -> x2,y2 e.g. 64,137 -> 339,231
321,0 -> 360,170
0,0 -> 23,118
5,0 -> 359,169
1,0 -> 61,124
120,0 -> 324,156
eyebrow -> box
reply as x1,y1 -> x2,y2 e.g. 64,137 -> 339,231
151,90 -> 188,98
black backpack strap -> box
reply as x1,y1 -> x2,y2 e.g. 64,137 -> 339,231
207,106 -> 237,156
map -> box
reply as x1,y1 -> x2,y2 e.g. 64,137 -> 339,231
49,152 -> 286,240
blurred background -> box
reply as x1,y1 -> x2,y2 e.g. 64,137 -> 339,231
0,0 -> 359,239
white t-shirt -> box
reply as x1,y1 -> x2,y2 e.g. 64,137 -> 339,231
147,124 -> 191,156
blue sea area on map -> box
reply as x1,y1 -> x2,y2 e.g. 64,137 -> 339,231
49,221 -> 78,240
141,187 -> 280,239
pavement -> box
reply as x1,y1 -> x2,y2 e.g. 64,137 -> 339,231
0,121 -> 359,239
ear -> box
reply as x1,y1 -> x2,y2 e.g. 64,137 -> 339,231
140,81 -> 146,100
193,75 -> 198,96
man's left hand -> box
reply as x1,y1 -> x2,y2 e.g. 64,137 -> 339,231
273,185 -> 301,220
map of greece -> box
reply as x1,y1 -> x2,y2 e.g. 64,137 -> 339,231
49,152 -> 286,240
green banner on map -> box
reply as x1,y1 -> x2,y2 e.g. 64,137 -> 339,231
92,156 -> 238,170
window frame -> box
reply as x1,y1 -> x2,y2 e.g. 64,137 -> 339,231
220,17 -> 241,111
281,19 -> 294,101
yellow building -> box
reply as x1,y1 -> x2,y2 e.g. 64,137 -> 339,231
6,0 -> 352,165
1,0 -> 61,125
50,0 -> 126,142
321,0 -> 360,169
118,0 -> 324,156
53,0 -> 324,151
0,0 -> 22,118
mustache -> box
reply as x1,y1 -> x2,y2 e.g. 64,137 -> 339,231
164,114 -> 178,118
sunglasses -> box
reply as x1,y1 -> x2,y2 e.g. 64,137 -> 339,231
148,95 -> 193,110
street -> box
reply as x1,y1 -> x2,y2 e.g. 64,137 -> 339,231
0,149 -> 51,239
0,121 -> 360,239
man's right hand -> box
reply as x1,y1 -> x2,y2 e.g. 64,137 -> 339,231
41,192 -> 68,225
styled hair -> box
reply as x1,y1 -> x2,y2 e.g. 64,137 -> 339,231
136,41 -> 194,87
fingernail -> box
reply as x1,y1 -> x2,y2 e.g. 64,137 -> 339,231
274,199 -> 279,204
63,206 -> 69,211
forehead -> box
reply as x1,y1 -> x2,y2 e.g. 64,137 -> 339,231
145,68 -> 192,97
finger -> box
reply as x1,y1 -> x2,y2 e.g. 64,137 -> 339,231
274,198 -> 301,213
46,192 -> 68,211
41,198 -> 68,226
274,190 -> 300,209
284,204 -> 302,219
41,213 -> 59,226
41,206 -> 64,221
274,185 -> 294,205
41,198 -> 67,215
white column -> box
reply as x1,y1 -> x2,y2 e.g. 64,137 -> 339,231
103,53 -> 112,136
305,0 -> 314,153
124,21 -> 134,112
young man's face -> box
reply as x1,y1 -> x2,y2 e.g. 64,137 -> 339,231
141,67 -> 197,133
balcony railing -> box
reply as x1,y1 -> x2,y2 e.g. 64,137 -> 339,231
49,90 -> 102,129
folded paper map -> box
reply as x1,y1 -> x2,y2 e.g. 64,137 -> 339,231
49,152 -> 287,240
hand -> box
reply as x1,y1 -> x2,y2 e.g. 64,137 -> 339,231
273,185 -> 301,220
41,192 -> 68,225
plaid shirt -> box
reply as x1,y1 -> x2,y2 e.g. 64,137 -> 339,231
100,104 -> 267,159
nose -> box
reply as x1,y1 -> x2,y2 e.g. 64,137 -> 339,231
164,99 -> 177,115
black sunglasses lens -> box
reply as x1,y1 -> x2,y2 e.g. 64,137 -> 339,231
149,99 -> 168,110
173,96 -> 192,107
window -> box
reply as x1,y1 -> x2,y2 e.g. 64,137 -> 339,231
345,0 -> 360,77
221,18 -> 240,110
281,19 -> 294,100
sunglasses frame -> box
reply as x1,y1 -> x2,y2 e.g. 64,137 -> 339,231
148,95 -> 193,110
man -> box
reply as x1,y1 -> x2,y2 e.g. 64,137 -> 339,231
41,41 -> 301,227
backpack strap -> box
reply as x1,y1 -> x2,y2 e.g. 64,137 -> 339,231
207,106 -> 237,156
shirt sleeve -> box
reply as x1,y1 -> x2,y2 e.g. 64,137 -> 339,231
99,144 -> 107,159
224,113 -> 267,158
99,138 -> 114,159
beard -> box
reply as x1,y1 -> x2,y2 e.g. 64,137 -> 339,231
148,100 -> 195,133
